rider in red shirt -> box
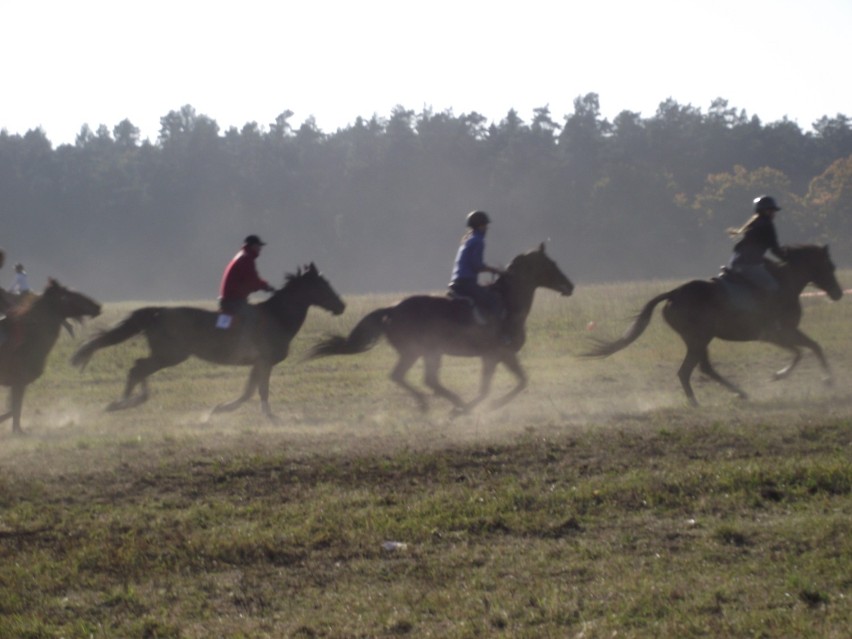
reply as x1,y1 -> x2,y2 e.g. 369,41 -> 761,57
219,235 -> 274,314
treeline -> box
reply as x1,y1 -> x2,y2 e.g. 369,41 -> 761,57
1,94 -> 851,300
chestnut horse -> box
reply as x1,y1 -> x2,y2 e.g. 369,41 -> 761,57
584,245 -> 843,405
0,280 -> 101,434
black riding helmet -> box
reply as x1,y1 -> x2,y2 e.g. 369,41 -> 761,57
466,210 -> 491,228
753,195 -> 781,214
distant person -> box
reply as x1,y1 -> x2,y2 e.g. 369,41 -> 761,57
10,263 -> 30,295
726,195 -> 787,293
218,235 -> 274,316
448,210 -> 506,328
0,249 -> 7,316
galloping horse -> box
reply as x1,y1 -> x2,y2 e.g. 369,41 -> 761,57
72,263 -> 345,420
584,245 -> 843,405
0,279 -> 102,434
309,243 -> 573,412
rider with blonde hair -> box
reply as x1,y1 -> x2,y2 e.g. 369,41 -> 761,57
726,195 -> 787,292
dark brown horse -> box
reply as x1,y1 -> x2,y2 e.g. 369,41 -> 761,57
72,263 -> 344,420
308,244 -> 573,412
584,245 -> 843,405
0,280 -> 102,434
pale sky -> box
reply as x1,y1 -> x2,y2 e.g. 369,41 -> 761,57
2,0 -> 850,146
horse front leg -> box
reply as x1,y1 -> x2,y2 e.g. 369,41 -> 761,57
255,364 -> 279,423
461,357 -> 498,413
212,365 -> 259,415
771,329 -> 831,384
0,389 -> 10,425
488,352 -> 527,410
771,344 -> 802,380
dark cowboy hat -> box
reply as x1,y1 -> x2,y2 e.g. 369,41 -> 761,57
243,234 -> 266,246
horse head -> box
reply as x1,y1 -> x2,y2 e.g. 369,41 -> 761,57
505,243 -> 574,297
783,245 -> 843,301
275,264 -> 346,315
42,279 -> 102,321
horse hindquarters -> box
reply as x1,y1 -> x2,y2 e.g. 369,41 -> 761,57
72,307 -> 163,369
663,283 -> 749,404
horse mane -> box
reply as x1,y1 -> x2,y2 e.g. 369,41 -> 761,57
783,243 -> 814,255
269,264 -> 320,301
282,264 -> 314,287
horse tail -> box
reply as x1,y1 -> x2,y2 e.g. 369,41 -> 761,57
308,307 -> 391,358
582,291 -> 672,358
71,307 -> 162,369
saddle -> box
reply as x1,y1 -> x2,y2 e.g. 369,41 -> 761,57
446,290 -> 489,325
215,308 -> 261,360
445,290 -> 516,345
713,267 -> 774,316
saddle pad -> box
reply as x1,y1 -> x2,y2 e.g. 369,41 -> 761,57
715,278 -> 757,313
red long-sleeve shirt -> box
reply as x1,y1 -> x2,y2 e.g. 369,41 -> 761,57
219,249 -> 270,301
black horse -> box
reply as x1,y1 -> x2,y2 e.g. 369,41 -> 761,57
309,244 -> 573,412
72,263 -> 345,420
0,280 -> 102,434
584,245 -> 843,405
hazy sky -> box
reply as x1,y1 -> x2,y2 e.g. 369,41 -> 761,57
3,0 -> 850,146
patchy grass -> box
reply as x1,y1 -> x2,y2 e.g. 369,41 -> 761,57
1,276 -> 850,637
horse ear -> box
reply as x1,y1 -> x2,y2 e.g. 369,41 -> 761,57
309,262 -> 317,273
538,241 -> 547,253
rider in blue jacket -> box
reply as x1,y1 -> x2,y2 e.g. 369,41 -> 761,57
449,210 -> 505,324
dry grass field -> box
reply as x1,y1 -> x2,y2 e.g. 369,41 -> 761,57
1,274 -> 850,637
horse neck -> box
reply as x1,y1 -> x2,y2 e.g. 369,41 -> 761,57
499,273 -> 537,320
775,260 -> 812,298
261,285 -> 311,329
15,299 -> 64,350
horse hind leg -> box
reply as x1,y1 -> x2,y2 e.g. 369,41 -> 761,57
677,348 -> 701,406
422,352 -> 465,411
390,352 -> 429,411
108,354 -> 180,411
697,349 -> 748,401
0,385 -> 27,435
